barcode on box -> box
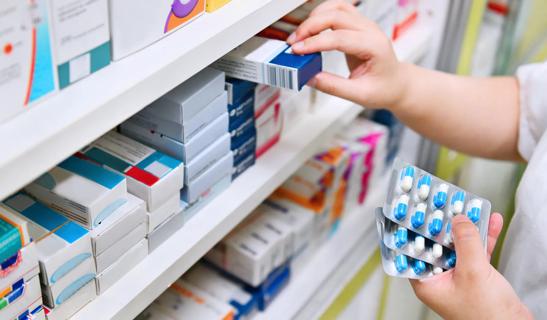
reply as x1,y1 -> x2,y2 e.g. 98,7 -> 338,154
265,65 -> 296,90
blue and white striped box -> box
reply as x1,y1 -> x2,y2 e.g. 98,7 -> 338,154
3,193 -> 95,308
25,155 -> 128,229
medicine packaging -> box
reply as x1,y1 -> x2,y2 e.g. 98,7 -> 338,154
4,193 -> 94,290
206,0 -> 231,12
80,131 -> 183,213
0,243 -> 39,295
0,275 -> 42,320
147,193 -> 181,234
225,77 -> 257,108
48,0 -> 111,88
181,152 -> 233,204
256,102 -> 283,158
0,0 -> 57,124
24,155 -> 128,229
147,211 -> 184,252
94,222 -> 146,274
0,205 -> 31,264
43,280 -> 96,320
182,174 -> 231,223
232,134 -> 257,166
213,36 -> 322,91
248,261 -> 291,311
109,0 -> 206,60
376,159 -> 492,279
229,93 -> 255,131
185,133 -> 231,184
232,153 -> 256,180
16,298 -> 45,320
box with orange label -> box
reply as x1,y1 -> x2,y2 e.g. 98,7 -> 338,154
109,0 -> 206,60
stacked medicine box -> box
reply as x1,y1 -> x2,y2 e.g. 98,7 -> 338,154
0,205 -> 45,320
79,131 -> 184,253
120,67 -> 233,223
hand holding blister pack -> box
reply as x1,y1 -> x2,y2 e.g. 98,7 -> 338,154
376,159 -> 492,279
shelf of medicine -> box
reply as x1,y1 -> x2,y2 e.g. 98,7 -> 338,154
255,174 -> 389,320
0,0 -> 308,201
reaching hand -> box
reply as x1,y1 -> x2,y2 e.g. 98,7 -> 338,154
410,213 -> 532,320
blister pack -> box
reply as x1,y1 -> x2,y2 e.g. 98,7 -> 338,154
376,158 -> 492,278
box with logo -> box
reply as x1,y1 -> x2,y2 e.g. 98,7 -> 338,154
232,133 -> 257,165
109,0 -> 206,60
0,275 -> 42,320
181,152 -> 233,204
230,116 -> 256,150
25,155 -> 127,229
0,205 -> 31,266
80,131 -> 183,213
232,152 -> 255,181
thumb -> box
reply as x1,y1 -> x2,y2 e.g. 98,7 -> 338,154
452,215 -> 488,273
308,72 -> 363,104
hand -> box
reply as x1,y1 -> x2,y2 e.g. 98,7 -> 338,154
287,0 -> 407,109
410,213 -> 533,320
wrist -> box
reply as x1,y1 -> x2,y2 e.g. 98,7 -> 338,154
389,62 -> 414,115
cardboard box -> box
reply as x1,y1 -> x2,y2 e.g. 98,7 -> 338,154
186,133 -> 231,184
41,257 -> 95,308
151,280 -> 234,320
232,152 -> 255,181
139,67 -> 225,123
147,211 -> 184,252
49,0 -> 110,88
225,77 -> 257,108
16,298 -> 45,320
0,0 -> 57,124
129,91 -> 228,143
0,204 -> 31,263
0,275 -> 42,320
254,84 -> 281,117
249,262 -> 290,310
80,131 -> 184,213
213,37 -> 322,91
232,132 -> 257,164
0,242 -> 39,292
25,155 -> 127,229
147,192 -> 181,234
94,223 -> 146,274
43,280 -> 96,320
90,194 -> 146,256
181,174 -> 231,223
121,113 -> 229,164
181,152 -> 233,204
3,193 -> 94,289
95,238 -> 148,295
230,116 -> 256,149
256,101 -> 283,158
206,0 -> 231,12
109,0 -> 206,60
228,92 -> 254,130
184,263 -> 256,319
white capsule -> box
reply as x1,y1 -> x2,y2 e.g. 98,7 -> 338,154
433,267 -> 443,275
417,175 -> 431,200
432,243 -> 443,259
414,236 -> 425,254
400,166 -> 415,193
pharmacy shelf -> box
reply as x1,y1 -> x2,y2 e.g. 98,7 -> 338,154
393,19 -> 435,64
0,0 -> 308,201
254,174 -> 389,320
72,94 -> 362,320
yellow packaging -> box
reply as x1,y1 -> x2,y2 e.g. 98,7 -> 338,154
206,0 -> 231,12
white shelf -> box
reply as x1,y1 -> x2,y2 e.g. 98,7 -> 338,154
72,94 -> 362,320
0,0 -> 308,200
255,175 -> 388,320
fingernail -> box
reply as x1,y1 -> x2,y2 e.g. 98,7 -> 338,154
292,41 -> 304,52
287,32 -> 297,44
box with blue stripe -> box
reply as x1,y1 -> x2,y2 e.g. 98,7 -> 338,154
80,131 -> 184,213
0,274 -> 42,320
24,154 -> 128,229
213,36 -> 322,91
3,192 -> 95,308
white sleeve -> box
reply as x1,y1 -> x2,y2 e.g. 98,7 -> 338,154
517,61 -> 547,161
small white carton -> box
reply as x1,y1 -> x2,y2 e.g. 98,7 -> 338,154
147,193 -> 181,234
94,222 -> 146,274
0,275 -> 42,320
43,280 -> 96,320
0,204 -> 31,264
25,155 -> 128,229
80,131 -> 184,213
0,242 -> 39,292
41,257 -> 95,308
181,152 -> 233,204
147,211 -> 184,252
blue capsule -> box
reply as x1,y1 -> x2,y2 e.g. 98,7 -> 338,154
395,255 -> 408,273
394,195 -> 410,221
411,203 -> 426,228
400,166 -> 415,193
417,175 -> 432,200
451,191 -> 466,214
433,184 -> 449,209
447,251 -> 457,268
428,210 -> 444,236
413,260 -> 427,275
444,221 -> 453,245
394,227 -> 408,248
467,199 -> 482,223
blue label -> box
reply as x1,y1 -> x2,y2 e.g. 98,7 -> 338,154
59,156 -> 125,190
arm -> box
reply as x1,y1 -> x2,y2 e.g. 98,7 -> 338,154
288,0 -> 521,161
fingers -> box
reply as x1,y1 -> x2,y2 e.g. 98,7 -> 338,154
486,212 -> 504,259
291,30 -> 366,56
409,270 -> 454,306
452,215 -> 488,274
287,11 -> 363,45
307,72 -> 363,103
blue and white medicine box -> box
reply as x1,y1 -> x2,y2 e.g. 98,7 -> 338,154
0,275 -> 42,320
3,193 -> 95,307
25,156 -> 127,229
225,77 -> 257,108
80,131 -> 184,213
213,37 -> 322,91
232,133 -> 257,165
228,92 -> 255,131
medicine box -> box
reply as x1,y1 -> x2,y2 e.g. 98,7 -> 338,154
94,222 -> 146,274
17,299 -> 45,320
229,93 -> 255,131
95,238 -> 148,295
80,131 -> 184,213
185,133 -> 231,184
206,0 -> 231,12
152,280 -> 235,320
0,205 -> 31,264
0,275 -> 42,320
232,153 -> 255,181
48,0 -> 110,89
43,280 -> 96,320
184,263 -> 257,319
121,112 -> 229,164
90,194 -> 146,256
213,36 -> 322,91
0,0 -> 57,124
225,77 -> 257,108
130,91 -> 228,143
25,155 -> 127,229
232,133 -> 257,165
181,152 -> 233,204
249,261 -> 291,311
147,211 -> 184,252
3,193 -> 93,289
182,174 -> 231,223
256,102 -> 283,158
147,193 -> 181,234
0,242 -> 39,292
109,0 -> 205,60
139,67 -> 225,125
254,84 -> 281,117
230,117 -> 256,149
